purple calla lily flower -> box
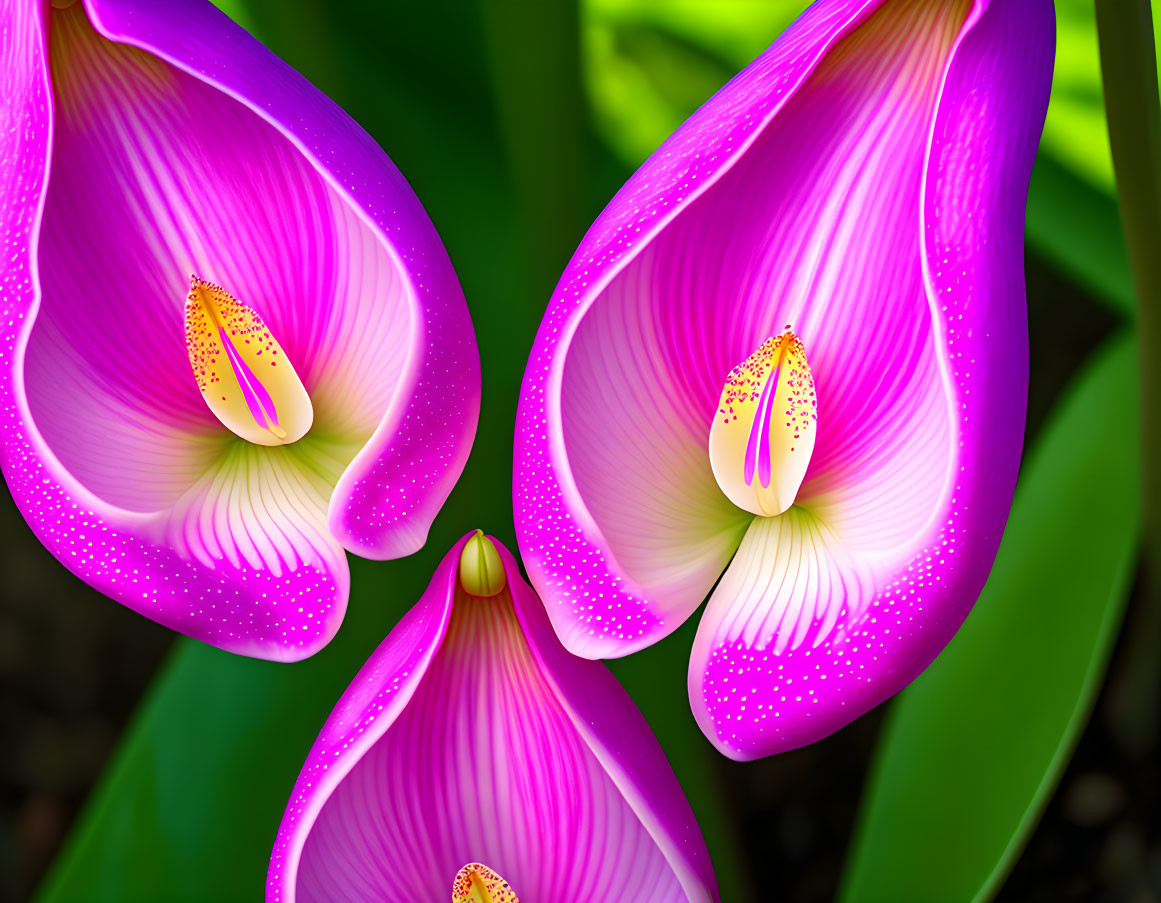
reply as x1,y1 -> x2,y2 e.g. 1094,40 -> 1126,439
267,531 -> 718,903
514,0 -> 1053,759
0,0 -> 479,660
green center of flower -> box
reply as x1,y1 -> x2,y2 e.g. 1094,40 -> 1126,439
184,276 -> 313,446
709,328 -> 818,516
458,531 -> 508,597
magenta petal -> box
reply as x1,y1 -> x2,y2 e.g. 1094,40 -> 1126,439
514,0 -> 878,660
515,0 -> 1052,755
0,2 -> 477,659
82,0 -> 481,554
267,534 -> 717,903
692,0 -> 1053,760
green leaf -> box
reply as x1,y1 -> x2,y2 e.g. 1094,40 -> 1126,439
1042,0 -> 1161,191
1026,155 -> 1134,317
838,332 -> 1141,903
1044,0 -> 1114,190
581,0 -> 809,165
34,609 -> 422,902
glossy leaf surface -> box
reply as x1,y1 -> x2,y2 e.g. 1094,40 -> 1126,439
839,334 -> 1140,903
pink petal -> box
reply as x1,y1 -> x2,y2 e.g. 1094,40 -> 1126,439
35,6 -> 399,510
514,0 -> 878,660
82,0 -> 481,563
0,1 -> 478,659
515,0 -> 1052,754
496,540 -> 716,901
268,535 -> 717,903
554,291 -> 753,655
689,0 -> 1053,759
162,443 -> 347,584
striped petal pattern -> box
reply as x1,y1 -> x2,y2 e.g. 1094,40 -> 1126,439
452,864 -> 521,903
267,534 -> 718,903
514,0 -> 1053,757
0,0 -> 478,659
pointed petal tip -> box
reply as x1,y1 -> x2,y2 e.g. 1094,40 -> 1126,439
330,512 -> 430,560
690,656 -> 832,762
557,622 -> 671,662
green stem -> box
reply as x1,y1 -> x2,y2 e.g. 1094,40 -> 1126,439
1097,2 -> 1161,574
1095,0 -> 1161,753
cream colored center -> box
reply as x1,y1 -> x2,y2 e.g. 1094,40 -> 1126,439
184,276 -> 313,446
708,329 -> 818,516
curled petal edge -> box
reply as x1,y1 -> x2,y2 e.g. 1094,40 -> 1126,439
0,0 -> 478,660
266,533 -> 718,902
513,0 -> 886,660
686,0 -> 1054,758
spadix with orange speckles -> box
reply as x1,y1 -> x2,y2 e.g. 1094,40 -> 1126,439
452,863 -> 519,903
709,329 -> 817,517
184,277 -> 313,446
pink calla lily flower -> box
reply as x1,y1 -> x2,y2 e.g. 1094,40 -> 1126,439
514,0 -> 1053,759
0,0 -> 479,661
267,531 -> 718,903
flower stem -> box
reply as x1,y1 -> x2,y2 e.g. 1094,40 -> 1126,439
1097,2 -> 1161,567
1096,0 -> 1161,750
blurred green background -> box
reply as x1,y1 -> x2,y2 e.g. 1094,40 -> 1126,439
1,0 -> 1157,901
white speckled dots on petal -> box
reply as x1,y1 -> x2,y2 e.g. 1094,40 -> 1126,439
514,0 -> 1053,757
0,1 -> 478,660
268,535 -> 719,903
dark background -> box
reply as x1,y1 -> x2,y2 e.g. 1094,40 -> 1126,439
3,1 -> 1159,901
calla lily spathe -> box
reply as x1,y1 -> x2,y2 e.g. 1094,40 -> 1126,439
267,532 -> 718,903
0,0 -> 479,660
514,0 -> 1053,759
